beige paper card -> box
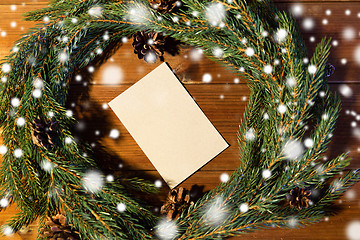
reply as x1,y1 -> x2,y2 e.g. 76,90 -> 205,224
109,63 -> 229,188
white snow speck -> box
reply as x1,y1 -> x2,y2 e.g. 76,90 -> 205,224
339,84 -> 353,97
11,97 -> 20,107
156,219 -> 178,240
263,65 -> 273,74
308,65 -> 317,74
109,129 -> 120,139
144,52 -> 157,63
239,203 -> 249,213
341,58 -> 347,65
202,73 -> 212,83
291,4 -> 304,17
310,36 -> 315,42
326,9 -> 331,15
278,104 -> 287,114
262,169 -> 271,179
88,66 -> 95,73
101,65 -> 123,84
322,113 -> 329,120
13,148 -> 23,158
346,221 -> 360,240
213,47 -> 224,58
204,196 -> 228,226
10,21 -> 17,28
2,63 -> 11,73
2,225 -> 13,236
10,5 -> 16,11
332,40 -> 338,47
234,78 -> 240,84
220,173 -> 229,182
102,103 -> 109,110
288,217 -> 298,228
275,28 -> 287,43
75,75 -> 82,82
263,113 -> 269,119
344,189 -> 356,200
245,128 -> 256,141
354,45 -> 360,65
43,16 -> 50,23
345,9 -> 351,15
245,47 -> 255,57
302,18 -> 315,30
48,111 -> 54,118
59,52 -> 69,63
343,27 -> 356,41
155,180 -> 162,188
0,198 -> 9,208
82,170 -> 104,193
16,117 -> 26,126
106,175 -> 114,182
128,5 -> 150,24
322,19 -> 328,25
32,89 -> 42,98
1,77 -> 6,83
88,6 -> 103,18
189,48 -> 203,61
40,159 -> 55,172
205,3 -> 226,26
66,110 -> 73,117
71,18 -> 78,24
283,139 -> 304,160
286,77 -> 296,88
65,137 -> 72,144
117,203 -> 126,212
304,138 -> 314,148
0,145 -> 7,155
33,78 -> 44,88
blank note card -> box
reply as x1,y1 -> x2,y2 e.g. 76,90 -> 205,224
109,63 -> 229,188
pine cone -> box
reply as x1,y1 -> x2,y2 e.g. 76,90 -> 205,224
160,187 -> 194,221
31,118 -> 58,150
149,0 -> 179,13
41,214 -> 80,240
132,31 -> 165,62
287,187 -> 311,210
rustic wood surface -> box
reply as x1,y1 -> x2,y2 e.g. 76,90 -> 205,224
1,0 -> 360,239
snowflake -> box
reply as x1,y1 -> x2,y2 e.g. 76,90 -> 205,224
262,31 -> 269,37
154,180 -> 162,188
155,219 -> 178,240
302,18 -> 315,30
278,104 -> 287,114
33,78 -> 44,88
304,138 -> 314,148
128,5 -> 150,24
102,103 -> 109,110
117,203 -> 126,212
287,217 -> 298,228
220,173 -> 229,182
245,47 -> 255,57
13,148 -> 23,158
343,27 -> 356,41
10,5 -> 16,11
2,225 -> 14,236
88,6 -> 103,18
0,145 -> 7,155
291,4 -> 304,17
239,203 -> 249,213
0,198 -> 9,208
339,84 -> 353,97
275,28 -> 287,43
325,9 -> 331,15
11,97 -> 20,107
286,77 -> 296,88
43,16 -> 50,23
40,159 -> 55,172
322,19 -> 328,25
189,48 -> 203,61
202,73 -> 212,83
245,128 -> 256,141
102,65 -> 123,84
106,175 -> 114,182
283,139 -> 304,160
65,137 -> 72,144
262,169 -> 271,179
59,51 -> 69,63
212,47 -> 224,58
48,111 -> 54,118
16,117 -> 26,126
82,170 -> 104,193
308,65 -> 317,74
65,110 -> 73,117
109,129 -> 120,139
2,63 -> 11,73
205,2 -> 226,26
345,9 -> 351,15
346,221 -> 360,240
263,113 -> 269,119
32,89 -> 42,98
10,21 -> 17,28
332,40 -> 338,46
263,65 -> 273,74
144,52 -> 157,63
203,196 -> 229,226
234,78 -> 240,84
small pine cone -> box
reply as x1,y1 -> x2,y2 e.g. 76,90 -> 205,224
40,214 -> 80,240
160,187 -> 194,221
31,118 -> 58,150
132,31 -> 165,62
287,187 -> 311,210
149,0 -> 179,13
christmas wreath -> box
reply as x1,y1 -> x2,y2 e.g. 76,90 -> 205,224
0,0 -> 359,239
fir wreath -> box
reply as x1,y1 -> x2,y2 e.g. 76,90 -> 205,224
0,0 -> 359,239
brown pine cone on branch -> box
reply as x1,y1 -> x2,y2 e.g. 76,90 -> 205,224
160,187 -> 194,221
31,118 -> 58,150
132,31 -> 166,63
41,214 -> 80,240
287,187 -> 312,210
149,0 -> 179,13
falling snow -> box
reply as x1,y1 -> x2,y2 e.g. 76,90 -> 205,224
262,169 -> 271,179
275,28 -> 288,43
11,97 -> 20,107
212,47 -> 224,58
302,18 -> 315,30
346,221 -> 360,240
16,117 -> 26,126
339,84 -> 353,97
278,104 -> 287,114
0,145 -> 7,155
128,5 -> 150,24
290,4 -> 304,17
32,89 -> 42,98
283,139 -> 304,160
156,219 -> 178,240
220,173 -> 229,182
109,129 -> 120,139
2,225 -> 14,236
304,138 -> 314,148
205,2 -> 226,26
155,180 -> 162,188
202,73 -> 212,83
0,198 -> 9,208
40,159 -> 55,172
82,170 -> 104,193
2,63 -> 11,73
245,47 -> 255,57
203,196 -> 229,226
245,128 -> 256,141
102,65 -> 124,84
343,27 -> 356,41
308,65 -> 317,74
144,52 -> 157,63
88,6 -> 103,18
263,65 -> 273,74
239,203 -> 249,213
13,148 -> 23,158
117,203 -> 126,212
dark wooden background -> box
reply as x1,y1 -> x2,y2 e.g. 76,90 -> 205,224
1,0 -> 360,239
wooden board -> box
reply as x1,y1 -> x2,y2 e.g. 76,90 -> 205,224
1,1 -> 360,240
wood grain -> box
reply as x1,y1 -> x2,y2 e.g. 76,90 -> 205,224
1,1 -> 360,240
